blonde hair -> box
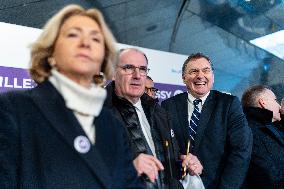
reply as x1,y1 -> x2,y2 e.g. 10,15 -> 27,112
29,4 -> 117,83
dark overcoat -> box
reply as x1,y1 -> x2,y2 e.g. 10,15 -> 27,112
0,81 -> 143,189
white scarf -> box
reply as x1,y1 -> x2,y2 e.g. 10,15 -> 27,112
48,69 -> 106,144
49,69 -> 106,117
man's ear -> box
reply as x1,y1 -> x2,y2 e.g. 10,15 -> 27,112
182,75 -> 186,84
258,98 -> 266,109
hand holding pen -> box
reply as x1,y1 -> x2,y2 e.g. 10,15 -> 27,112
180,140 -> 203,177
182,140 -> 190,178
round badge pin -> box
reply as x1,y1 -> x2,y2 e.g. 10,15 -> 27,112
74,135 -> 91,154
170,129 -> 175,138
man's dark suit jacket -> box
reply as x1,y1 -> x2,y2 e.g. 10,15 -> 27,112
0,81 -> 143,189
161,90 -> 252,189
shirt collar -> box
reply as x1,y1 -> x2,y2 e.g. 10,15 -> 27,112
187,91 -> 210,105
133,99 -> 143,112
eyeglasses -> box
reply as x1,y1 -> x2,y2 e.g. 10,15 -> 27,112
145,87 -> 158,93
118,64 -> 150,76
187,67 -> 213,76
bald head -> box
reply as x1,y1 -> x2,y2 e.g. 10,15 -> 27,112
242,85 -> 281,122
117,48 -> 148,68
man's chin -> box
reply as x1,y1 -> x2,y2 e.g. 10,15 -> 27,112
192,90 -> 208,97
128,91 -> 144,98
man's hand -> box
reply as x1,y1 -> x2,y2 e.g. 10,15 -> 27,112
180,154 -> 203,176
133,153 -> 164,183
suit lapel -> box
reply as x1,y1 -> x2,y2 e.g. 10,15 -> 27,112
177,93 -> 191,145
195,91 -> 216,151
30,81 -> 111,189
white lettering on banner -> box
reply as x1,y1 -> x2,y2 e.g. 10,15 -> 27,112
156,91 -> 172,100
23,79 -> 32,88
14,78 -> 22,88
0,76 -> 34,89
4,77 -> 13,88
156,89 -> 185,100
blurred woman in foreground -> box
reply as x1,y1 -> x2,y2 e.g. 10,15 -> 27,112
0,4 -> 143,189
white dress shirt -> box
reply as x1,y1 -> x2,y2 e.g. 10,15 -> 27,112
187,92 -> 210,124
133,99 -> 156,157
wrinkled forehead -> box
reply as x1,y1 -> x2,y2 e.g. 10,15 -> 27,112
119,49 -> 148,66
186,57 -> 212,69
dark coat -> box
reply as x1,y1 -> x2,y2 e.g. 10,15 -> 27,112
104,82 -> 183,189
243,107 -> 284,189
161,91 -> 252,189
0,81 -> 143,189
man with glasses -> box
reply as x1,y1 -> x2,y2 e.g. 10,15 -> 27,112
241,85 -> 283,189
161,53 -> 252,189
145,76 -> 158,99
104,48 -> 203,189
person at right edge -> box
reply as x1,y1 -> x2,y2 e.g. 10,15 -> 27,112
241,85 -> 284,189
275,97 -> 284,128
161,53 -> 252,189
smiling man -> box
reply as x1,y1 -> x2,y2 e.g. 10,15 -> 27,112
161,53 -> 252,189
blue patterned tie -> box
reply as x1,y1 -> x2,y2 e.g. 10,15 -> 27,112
188,99 -> 202,147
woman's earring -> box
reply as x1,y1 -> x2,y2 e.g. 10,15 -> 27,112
48,57 -> 56,67
93,72 -> 106,87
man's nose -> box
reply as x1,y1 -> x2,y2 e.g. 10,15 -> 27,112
196,70 -> 205,77
132,68 -> 141,78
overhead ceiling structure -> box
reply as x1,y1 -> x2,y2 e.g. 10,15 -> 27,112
1,0 -> 283,99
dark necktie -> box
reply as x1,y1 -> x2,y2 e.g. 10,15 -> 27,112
188,99 -> 202,148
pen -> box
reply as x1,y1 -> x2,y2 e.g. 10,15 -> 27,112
165,140 -> 173,178
182,140 -> 190,179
